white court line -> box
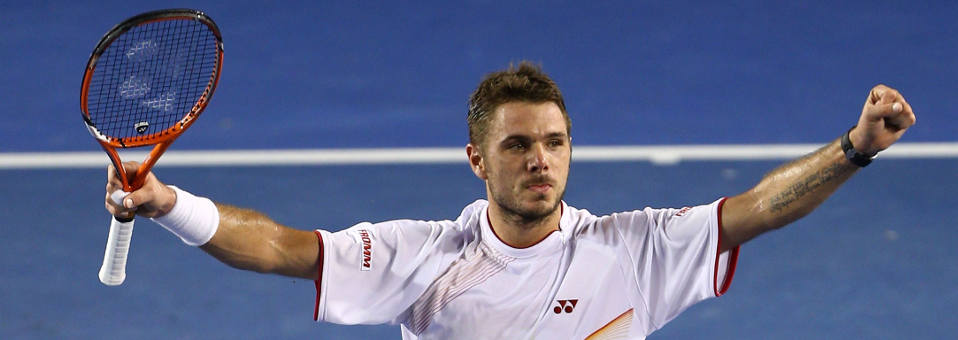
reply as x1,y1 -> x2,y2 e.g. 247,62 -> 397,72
1,143 -> 957,169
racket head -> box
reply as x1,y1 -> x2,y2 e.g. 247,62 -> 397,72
81,8 -> 223,149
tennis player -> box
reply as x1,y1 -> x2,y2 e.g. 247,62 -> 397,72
105,62 -> 915,339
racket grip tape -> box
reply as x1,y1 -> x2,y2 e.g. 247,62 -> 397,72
98,216 -> 135,286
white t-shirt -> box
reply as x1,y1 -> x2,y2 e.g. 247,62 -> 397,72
313,198 -> 740,339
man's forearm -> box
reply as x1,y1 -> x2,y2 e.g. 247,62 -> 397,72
199,203 -> 319,280
722,138 -> 860,249
762,139 -> 858,219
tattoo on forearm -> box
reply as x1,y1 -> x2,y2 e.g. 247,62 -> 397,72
768,161 -> 848,213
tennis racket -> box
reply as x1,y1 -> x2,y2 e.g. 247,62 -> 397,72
81,9 -> 223,286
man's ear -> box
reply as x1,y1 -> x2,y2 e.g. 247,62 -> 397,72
466,143 -> 487,180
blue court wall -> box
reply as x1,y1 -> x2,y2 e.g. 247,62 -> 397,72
2,0 -> 956,152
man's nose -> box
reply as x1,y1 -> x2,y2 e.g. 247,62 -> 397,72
527,143 -> 549,172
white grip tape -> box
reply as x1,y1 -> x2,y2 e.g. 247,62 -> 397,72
99,216 -> 134,286
152,186 -> 219,246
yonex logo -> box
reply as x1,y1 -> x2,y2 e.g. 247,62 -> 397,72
553,299 -> 579,314
134,121 -> 149,134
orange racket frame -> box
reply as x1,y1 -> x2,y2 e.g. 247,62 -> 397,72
81,9 -> 224,192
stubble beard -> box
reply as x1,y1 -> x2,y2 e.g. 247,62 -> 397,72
490,185 -> 565,229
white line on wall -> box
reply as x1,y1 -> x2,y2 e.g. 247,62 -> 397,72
1,143 -> 956,169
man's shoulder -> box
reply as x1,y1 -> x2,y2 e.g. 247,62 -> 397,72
567,200 -> 724,240
353,200 -> 488,236
560,202 -> 598,228
561,203 -> 620,240
563,204 -> 660,240
460,199 -> 489,216
453,199 -> 487,229
395,199 -> 485,237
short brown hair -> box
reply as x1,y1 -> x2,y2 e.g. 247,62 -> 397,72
467,61 -> 571,148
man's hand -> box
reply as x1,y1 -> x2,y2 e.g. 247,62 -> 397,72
105,161 -> 177,219
850,84 -> 917,155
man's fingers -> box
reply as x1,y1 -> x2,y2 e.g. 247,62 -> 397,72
107,161 -> 142,180
878,87 -> 900,105
104,191 -> 135,218
865,102 -> 914,127
122,185 -> 170,215
864,102 -> 900,121
871,83 -> 904,98
869,87 -> 885,105
105,186 -> 154,216
106,175 -> 122,193
862,101 -> 915,133
105,189 -> 136,209
109,190 -> 130,207
864,85 -> 913,121
122,190 -> 147,209
105,161 -> 145,218
120,161 -> 140,181
868,84 -> 899,104
884,107 -> 917,130
898,98 -> 916,124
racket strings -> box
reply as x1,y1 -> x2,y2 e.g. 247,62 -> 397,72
87,18 -> 219,141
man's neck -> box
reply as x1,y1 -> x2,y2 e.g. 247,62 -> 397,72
487,202 -> 561,248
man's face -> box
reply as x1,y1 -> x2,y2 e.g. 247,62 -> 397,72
469,101 -> 571,222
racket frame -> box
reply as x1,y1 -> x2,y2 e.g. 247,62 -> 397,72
81,8 -> 223,191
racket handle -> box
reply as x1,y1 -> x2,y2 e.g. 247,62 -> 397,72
99,216 -> 135,286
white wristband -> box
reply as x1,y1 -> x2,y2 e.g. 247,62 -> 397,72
151,186 -> 219,246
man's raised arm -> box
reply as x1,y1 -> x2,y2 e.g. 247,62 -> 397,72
105,162 -> 320,280
719,85 -> 916,252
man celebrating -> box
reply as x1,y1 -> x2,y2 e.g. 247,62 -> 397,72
105,62 -> 915,339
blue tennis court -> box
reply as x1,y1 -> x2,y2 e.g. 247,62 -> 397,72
2,159 -> 956,339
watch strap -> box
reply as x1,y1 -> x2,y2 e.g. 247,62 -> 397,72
841,127 -> 874,167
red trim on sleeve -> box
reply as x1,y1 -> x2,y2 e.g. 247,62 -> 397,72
313,230 -> 325,321
713,198 -> 740,297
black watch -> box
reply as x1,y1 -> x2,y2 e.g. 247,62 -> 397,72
841,127 -> 875,167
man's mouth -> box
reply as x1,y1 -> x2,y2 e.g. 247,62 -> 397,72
527,183 -> 552,193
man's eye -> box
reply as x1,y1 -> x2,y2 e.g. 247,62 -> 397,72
548,139 -> 563,147
508,143 -> 526,151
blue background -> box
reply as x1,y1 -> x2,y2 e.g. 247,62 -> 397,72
2,0 -> 957,151
2,1 -> 956,339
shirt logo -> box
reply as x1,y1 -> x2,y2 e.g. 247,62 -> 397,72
553,299 -> 579,314
358,229 -> 372,271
